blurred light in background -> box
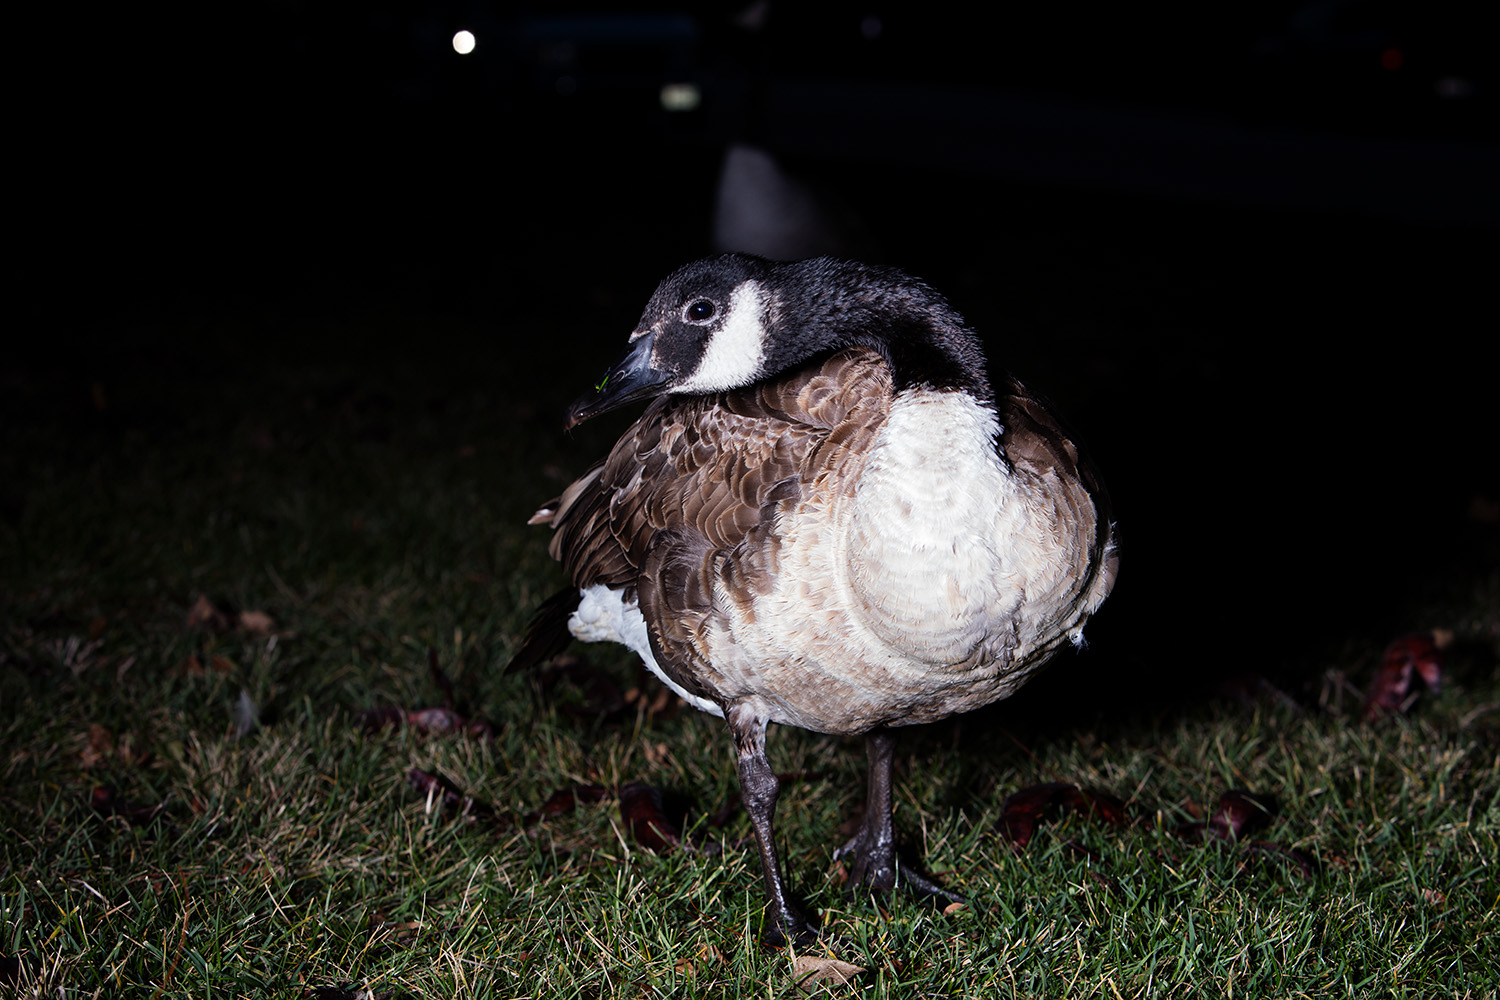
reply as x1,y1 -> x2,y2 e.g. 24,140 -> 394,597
660,83 -> 701,111
453,30 -> 476,55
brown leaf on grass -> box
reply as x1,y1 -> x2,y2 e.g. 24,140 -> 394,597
406,770 -> 613,832
526,783 -> 610,824
237,609 -> 275,634
80,724 -> 114,768
186,596 -> 277,636
1213,789 -> 1276,837
1364,631 -> 1445,720
1176,789 -> 1278,841
619,781 -> 683,851
173,651 -> 234,677
1062,786 -> 1128,826
356,651 -> 495,738
998,782 -> 1074,848
792,954 -> 865,990
358,705 -> 493,738
91,786 -> 166,826
404,707 -> 468,733
675,942 -> 725,978
405,768 -> 499,823
997,782 -> 1128,849
184,595 -> 232,632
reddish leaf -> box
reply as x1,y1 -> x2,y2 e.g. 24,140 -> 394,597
619,782 -> 682,851
91,786 -> 165,826
404,768 -> 498,823
998,782 -> 1075,848
80,724 -> 113,768
237,609 -> 275,634
1176,789 -> 1278,841
1364,631 -> 1445,719
358,706 -> 406,732
1212,789 -> 1277,838
184,594 -> 232,632
998,782 -> 1126,849
359,705 -> 493,738
405,707 -> 467,734
1060,786 -> 1128,827
523,784 -> 609,825
1245,840 -> 1318,878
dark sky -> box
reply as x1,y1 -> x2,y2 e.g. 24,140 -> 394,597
14,2 -> 1499,695
18,1 -> 1494,316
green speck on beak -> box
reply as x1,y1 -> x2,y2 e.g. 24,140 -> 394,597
595,374 -> 610,393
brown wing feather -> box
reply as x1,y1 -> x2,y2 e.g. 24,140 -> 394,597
995,374 -> 1119,621
537,348 -> 894,692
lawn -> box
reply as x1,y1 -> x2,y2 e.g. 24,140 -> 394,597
5,205 -> 1498,997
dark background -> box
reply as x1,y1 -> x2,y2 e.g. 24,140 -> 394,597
13,1 -> 1499,707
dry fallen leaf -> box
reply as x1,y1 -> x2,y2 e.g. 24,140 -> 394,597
91,786 -> 166,826
184,594 -> 232,632
1364,631 -> 1444,719
237,609 -> 275,634
793,954 -> 865,990
1176,789 -> 1277,841
405,768 -> 499,823
997,782 -> 1128,849
619,781 -> 682,852
80,724 -> 113,768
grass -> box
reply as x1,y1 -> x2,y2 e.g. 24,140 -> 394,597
3,309 -> 1498,999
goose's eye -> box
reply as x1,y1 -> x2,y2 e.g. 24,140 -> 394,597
686,299 -> 715,322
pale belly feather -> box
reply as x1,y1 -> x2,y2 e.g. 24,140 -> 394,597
711,390 -> 1088,734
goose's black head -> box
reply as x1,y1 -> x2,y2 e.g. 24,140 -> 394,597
565,253 -> 992,428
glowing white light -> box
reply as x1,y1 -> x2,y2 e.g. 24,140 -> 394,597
660,83 -> 701,112
453,30 -> 476,55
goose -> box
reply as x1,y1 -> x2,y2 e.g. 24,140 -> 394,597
513,253 -> 1118,946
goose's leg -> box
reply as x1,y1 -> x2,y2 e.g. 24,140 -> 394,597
728,704 -> 819,946
835,729 -> 965,902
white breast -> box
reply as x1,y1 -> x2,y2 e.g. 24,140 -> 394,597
843,389 -> 1023,665
702,389 -> 1063,732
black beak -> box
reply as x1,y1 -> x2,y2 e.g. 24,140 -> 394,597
564,331 -> 670,429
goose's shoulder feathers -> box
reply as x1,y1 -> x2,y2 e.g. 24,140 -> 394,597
537,347 -> 893,599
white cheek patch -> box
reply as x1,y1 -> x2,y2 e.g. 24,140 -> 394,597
672,280 -> 766,393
